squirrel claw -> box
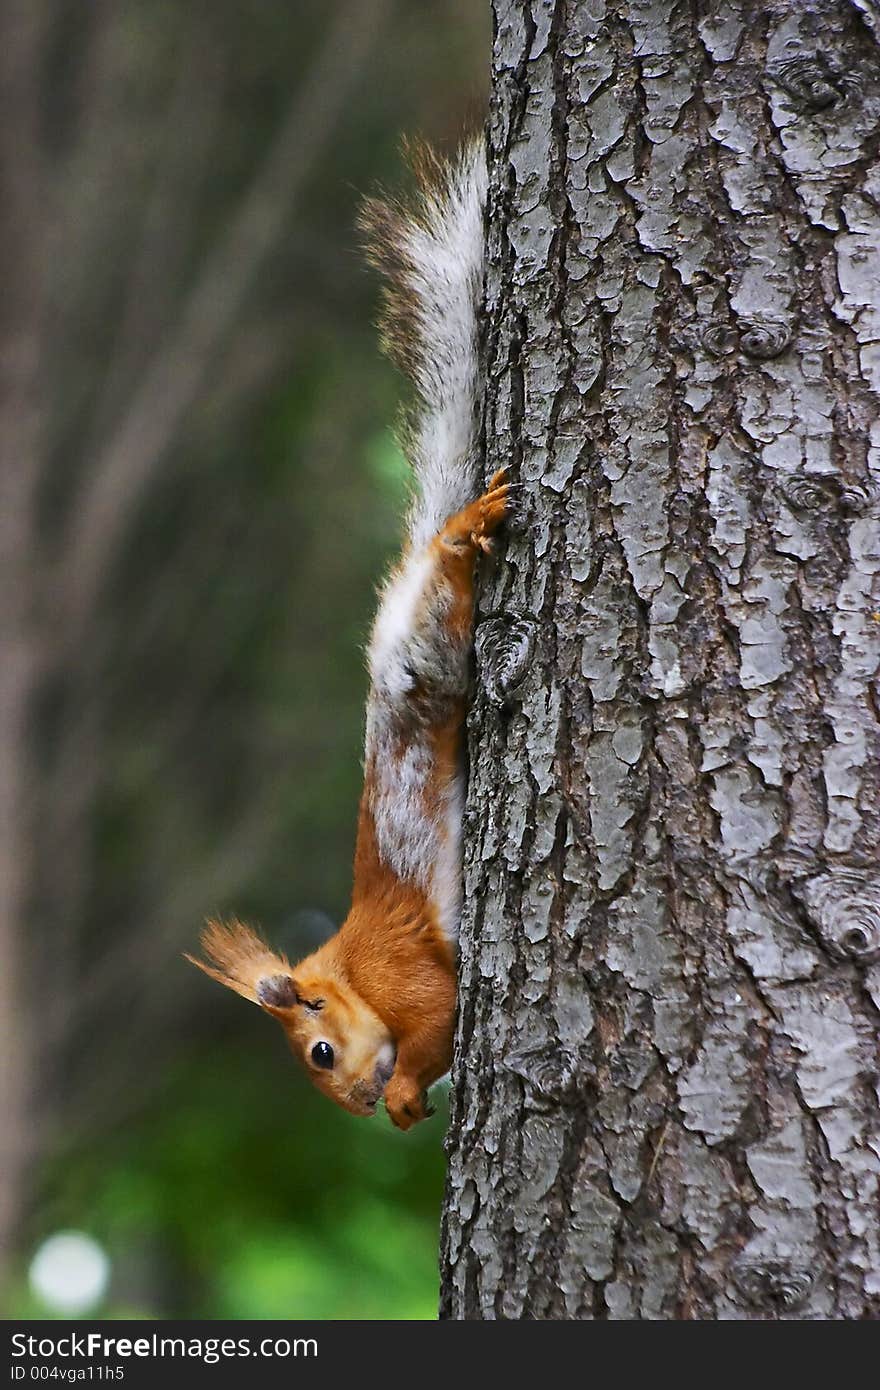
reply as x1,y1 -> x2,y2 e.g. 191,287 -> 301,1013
384,1076 -> 429,1130
472,532 -> 494,554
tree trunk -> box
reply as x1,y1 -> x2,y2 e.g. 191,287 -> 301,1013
440,0 -> 880,1320
0,0 -> 45,1281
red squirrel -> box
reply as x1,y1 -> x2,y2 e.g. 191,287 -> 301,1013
186,139 -> 505,1131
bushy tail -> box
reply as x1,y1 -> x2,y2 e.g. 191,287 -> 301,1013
359,137 -> 488,553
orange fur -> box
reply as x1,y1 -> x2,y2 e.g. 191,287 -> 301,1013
188,469 -> 507,1129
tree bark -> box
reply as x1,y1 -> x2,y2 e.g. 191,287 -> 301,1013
441,0 -> 880,1320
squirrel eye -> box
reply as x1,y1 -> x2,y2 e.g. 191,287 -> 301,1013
311,1041 -> 334,1070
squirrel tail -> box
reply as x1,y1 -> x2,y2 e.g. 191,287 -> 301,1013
358,136 -> 488,553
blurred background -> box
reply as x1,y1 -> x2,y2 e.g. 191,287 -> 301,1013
0,0 -> 488,1319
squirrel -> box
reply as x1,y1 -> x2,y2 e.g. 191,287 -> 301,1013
186,138 -> 506,1131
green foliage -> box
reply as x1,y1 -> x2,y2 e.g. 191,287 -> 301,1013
17,1045 -> 448,1319
366,429 -> 413,511
11,0 -> 489,1323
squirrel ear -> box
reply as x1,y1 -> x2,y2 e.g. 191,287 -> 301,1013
185,918 -> 293,1009
256,973 -> 300,1017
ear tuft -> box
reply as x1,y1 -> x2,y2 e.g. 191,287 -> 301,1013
185,918 -> 292,1007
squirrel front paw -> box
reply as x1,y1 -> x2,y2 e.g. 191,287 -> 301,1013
384,1075 -> 432,1131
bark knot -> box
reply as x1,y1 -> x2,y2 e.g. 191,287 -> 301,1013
738,318 -> 794,361
732,1258 -> 815,1311
794,868 -> 880,963
768,55 -> 843,112
475,612 -> 538,708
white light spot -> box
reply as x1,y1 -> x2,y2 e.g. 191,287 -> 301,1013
29,1231 -> 110,1315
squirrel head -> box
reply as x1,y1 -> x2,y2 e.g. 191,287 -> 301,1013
186,919 -> 396,1117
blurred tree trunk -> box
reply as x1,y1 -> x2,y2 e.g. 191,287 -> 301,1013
441,0 -> 880,1320
0,0 -> 45,1280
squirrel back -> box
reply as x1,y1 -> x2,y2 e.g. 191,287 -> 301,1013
358,138 -> 488,553
358,138 -> 490,942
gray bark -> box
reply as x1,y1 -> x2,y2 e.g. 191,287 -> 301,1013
441,0 -> 880,1320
